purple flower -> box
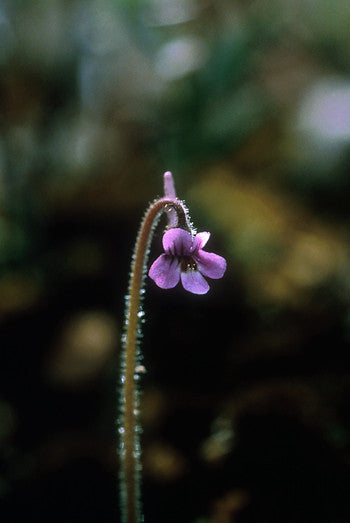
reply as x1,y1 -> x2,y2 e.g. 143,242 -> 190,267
149,228 -> 226,295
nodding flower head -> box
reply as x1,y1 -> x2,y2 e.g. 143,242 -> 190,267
148,228 -> 226,295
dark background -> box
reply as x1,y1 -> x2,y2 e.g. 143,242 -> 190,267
0,1 -> 349,522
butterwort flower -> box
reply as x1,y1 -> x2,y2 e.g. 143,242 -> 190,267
149,227 -> 226,294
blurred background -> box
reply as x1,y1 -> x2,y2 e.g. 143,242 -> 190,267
1,1 -> 350,521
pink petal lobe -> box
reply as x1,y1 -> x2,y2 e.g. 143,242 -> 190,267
195,250 -> 227,279
162,228 -> 192,256
149,254 -> 180,289
181,270 -> 209,294
192,232 -> 210,252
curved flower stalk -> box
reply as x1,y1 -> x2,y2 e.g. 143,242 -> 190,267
119,172 -> 226,523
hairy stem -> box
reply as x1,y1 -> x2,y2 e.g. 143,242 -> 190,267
119,197 -> 190,523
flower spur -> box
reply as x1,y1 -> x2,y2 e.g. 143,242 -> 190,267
149,227 -> 226,294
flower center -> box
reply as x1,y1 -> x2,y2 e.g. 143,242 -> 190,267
180,256 -> 197,272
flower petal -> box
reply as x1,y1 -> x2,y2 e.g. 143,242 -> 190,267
181,270 -> 209,294
162,228 -> 193,256
192,231 -> 210,252
195,250 -> 227,279
149,254 -> 180,289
